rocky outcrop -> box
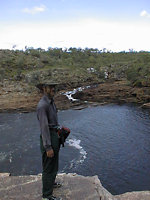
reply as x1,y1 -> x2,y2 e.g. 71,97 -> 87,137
0,80 -> 150,113
116,191 -> 150,200
0,173 -> 149,200
141,102 -> 150,109
72,80 -> 150,106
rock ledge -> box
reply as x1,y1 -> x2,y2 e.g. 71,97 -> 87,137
0,173 -> 150,200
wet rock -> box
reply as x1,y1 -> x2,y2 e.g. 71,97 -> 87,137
72,91 -> 84,99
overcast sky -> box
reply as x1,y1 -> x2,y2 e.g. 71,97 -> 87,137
0,0 -> 150,52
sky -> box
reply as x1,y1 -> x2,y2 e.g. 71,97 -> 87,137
0,0 -> 150,52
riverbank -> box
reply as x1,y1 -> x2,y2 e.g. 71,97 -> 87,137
0,173 -> 150,200
0,79 -> 150,113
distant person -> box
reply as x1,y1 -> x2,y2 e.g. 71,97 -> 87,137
36,82 -> 62,200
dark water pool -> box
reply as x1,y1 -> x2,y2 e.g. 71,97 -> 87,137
0,104 -> 150,195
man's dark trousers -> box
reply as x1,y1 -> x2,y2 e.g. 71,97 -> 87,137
40,129 -> 60,199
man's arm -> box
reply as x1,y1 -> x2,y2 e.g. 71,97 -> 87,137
37,106 -> 54,157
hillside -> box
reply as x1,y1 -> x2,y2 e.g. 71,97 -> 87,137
0,48 -> 150,112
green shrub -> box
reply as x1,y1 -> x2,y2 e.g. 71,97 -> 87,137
0,48 -> 150,86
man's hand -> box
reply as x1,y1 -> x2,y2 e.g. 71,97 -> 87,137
46,149 -> 54,158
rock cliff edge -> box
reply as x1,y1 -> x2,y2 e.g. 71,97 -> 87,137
0,173 -> 150,200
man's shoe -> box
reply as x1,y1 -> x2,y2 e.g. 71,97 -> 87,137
53,182 -> 62,188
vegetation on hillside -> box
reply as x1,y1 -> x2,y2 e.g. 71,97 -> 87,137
0,47 -> 150,87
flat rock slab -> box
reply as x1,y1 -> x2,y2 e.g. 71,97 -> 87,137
55,173 -> 114,200
0,175 -> 42,200
0,173 -> 114,200
0,173 -> 149,200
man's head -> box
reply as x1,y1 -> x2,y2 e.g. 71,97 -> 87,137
43,84 -> 56,99
36,82 -> 57,99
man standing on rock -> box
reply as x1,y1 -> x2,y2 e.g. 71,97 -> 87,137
36,82 -> 62,200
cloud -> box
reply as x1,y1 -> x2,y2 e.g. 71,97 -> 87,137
140,10 -> 150,18
22,5 -> 46,14
0,19 -> 150,52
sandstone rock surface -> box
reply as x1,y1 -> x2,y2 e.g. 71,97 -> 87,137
0,173 -> 149,200
141,102 -> 150,109
0,80 -> 150,113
